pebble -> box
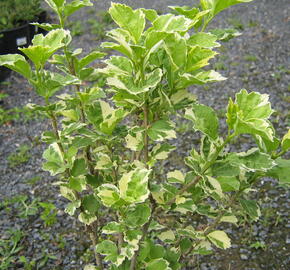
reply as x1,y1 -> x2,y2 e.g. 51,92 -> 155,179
241,254 -> 249,260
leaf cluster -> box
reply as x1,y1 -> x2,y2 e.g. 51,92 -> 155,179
0,0 -> 289,269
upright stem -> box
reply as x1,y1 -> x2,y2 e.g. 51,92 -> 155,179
48,104 -> 103,269
49,110 -> 65,155
143,104 -> 149,164
130,104 -> 151,270
87,223 -> 103,269
130,201 -> 156,270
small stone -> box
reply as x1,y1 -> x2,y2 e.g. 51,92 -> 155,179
241,254 -> 248,260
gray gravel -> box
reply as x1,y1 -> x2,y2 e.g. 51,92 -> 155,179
0,0 -> 289,269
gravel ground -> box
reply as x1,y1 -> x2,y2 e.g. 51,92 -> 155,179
0,0 -> 289,269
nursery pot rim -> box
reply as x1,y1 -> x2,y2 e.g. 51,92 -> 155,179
0,11 -> 47,34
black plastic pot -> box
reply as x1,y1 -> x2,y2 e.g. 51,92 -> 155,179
0,11 -> 48,81
29,11 -> 48,38
1,23 -> 32,54
0,36 -> 11,81
0,23 -> 31,81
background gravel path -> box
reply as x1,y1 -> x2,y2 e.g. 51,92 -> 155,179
0,0 -> 289,269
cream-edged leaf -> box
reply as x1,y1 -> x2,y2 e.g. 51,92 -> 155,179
207,230 -> 231,249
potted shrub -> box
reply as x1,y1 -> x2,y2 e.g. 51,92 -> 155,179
0,0 -> 46,80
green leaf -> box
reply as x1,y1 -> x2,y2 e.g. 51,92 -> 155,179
99,101 -> 128,134
209,28 -> 241,41
179,238 -> 192,253
177,226 -> 199,240
124,204 -> 151,228
86,174 -> 102,188
217,176 -> 240,192
84,265 -> 97,270
206,176 -> 224,199
254,134 -> 280,154
63,0 -> 93,17
145,31 -> 168,51
175,198 -> 197,214
97,184 -> 120,207
109,3 -> 145,44
71,158 -> 87,177
170,89 -> 196,109
169,5 -> 200,19
20,29 -> 70,69
61,109 -> 79,121
71,137 -> 93,149
102,222 -> 123,234
119,168 -> 151,204
101,56 -> 133,76
36,72 -> 80,98
125,127 -> 144,151
95,153 -> 113,170
78,50 -> 106,70
78,212 -> 97,225
108,68 -> 163,95
82,194 -> 100,214
31,22 -> 61,31
148,120 -> 176,142
60,186 -> 77,201
220,215 -> 238,224
124,229 -> 142,249
176,70 -> 225,88
149,144 -> 176,165
149,244 -> 166,259
163,33 -> 187,70
281,129 -> 290,151
45,0 -> 65,9
153,14 -> 192,32
140,8 -> 158,22
146,258 -> 170,270
187,33 -> 220,48
185,104 -> 219,140
62,122 -> 86,135
207,230 -> 231,249
227,148 -> 275,172
65,200 -> 81,216
42,143 -> 65,176
167,170 -> 185,183
185,46 -> 217,72
240,199 -> 261,221
0,54 -> 32,79
103,29 -> 133,58
201,0 -> 253,21
69,177 -> 86,192
158,230 -> 176,242
267,158 -> 290,187
96,240 -> 125,266
227,89 -> 274,141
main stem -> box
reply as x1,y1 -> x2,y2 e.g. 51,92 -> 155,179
130,104 -> 152,270
143,104 -> 149,163
87,222 -> 103,270
48,106 -> 103,268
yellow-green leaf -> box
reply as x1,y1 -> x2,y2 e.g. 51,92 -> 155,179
281,129 -> 290,151
207,230 -> 231,249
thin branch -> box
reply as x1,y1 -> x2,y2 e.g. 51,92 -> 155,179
49,110 -> 65,155
166,135 -> 234,206
130,104 -> 152,270
143,104 -> 149,164
130,199 -> 157,270
87,223 -> 103,269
